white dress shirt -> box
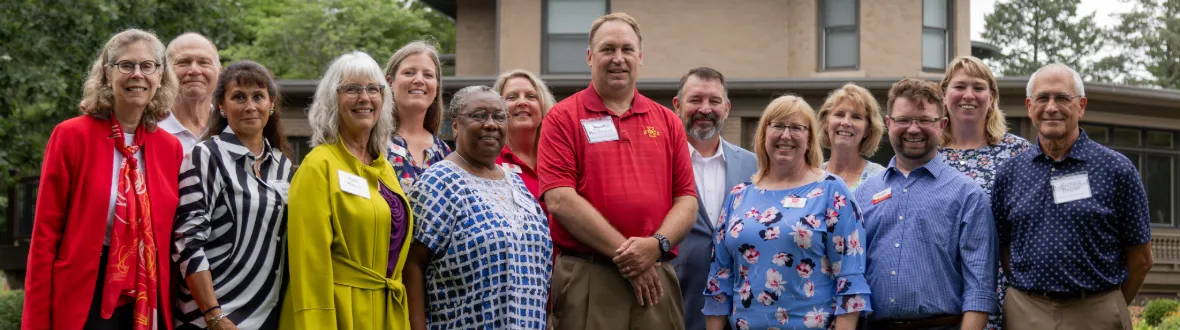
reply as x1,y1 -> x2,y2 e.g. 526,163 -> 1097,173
688,142 -> 727,225
158,113 -> 203,155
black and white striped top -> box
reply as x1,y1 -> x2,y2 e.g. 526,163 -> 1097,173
172,128 -> 293,330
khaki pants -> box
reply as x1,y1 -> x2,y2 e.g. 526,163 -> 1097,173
1003,287 -> 1131,330
548,254 -> 685,330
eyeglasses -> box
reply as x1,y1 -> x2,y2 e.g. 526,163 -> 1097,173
337,84 -> 385,97
458,111 -> 509,125
888,116 -> 943,128
109,60 -> 160,75
1031,93 -> 1083,106
767,122 -> 809,135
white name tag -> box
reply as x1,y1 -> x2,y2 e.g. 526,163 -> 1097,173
338,170 -> 371,199
501,163 -> 523,174
782,197 -> 807,208
581,116 -> 619,143
269,180 -> 291,202
1051,172 -> 1092,204
872,188 -> 892,205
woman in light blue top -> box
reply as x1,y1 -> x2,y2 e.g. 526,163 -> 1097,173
818,83 -> 887,191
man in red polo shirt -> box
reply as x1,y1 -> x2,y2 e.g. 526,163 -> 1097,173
538,12 -> 698,330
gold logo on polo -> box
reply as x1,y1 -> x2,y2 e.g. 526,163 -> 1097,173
643,126 -> 660,138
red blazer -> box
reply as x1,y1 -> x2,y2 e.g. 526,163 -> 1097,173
23,115 -> 182,330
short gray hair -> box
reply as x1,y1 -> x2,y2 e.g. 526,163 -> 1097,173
307,51 -> 395,158
446,85 -> 504,119
1027,63 -> 1085,97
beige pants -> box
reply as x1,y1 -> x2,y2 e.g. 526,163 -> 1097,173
1003,287 -> 1131,330
548,254 -> 685,330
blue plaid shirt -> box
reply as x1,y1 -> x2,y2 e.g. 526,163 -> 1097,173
992,129 -> 1151,294
854,154 -> 998,320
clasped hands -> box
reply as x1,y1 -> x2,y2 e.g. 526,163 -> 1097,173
612,236 -> 665,306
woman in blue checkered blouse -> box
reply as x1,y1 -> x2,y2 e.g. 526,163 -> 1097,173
403,85 -> 552,330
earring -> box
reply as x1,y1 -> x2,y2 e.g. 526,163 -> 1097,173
220,111 -> 226,118
269,108 -> 274,116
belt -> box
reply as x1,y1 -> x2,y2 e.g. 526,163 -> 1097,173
870,315 -> 961,330
1022,288 -> 1112,301
331,254 -> 409,329
561,250 -> 671,266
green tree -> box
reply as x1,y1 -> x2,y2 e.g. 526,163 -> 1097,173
982,0 -> 1110,80
0,0 -> 247,187
1110,0 -> 1180,89
221,0 -> 455,79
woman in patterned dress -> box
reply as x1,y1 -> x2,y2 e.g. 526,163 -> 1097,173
938,56 -> 1032,330
703,95 -> 871,330
404,86 -> 552,330
173,60 -> 293,330
382,40 -> 452,190
817,83 -> 887,191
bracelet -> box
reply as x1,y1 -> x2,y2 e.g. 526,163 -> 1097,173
201,305 -> 221,317
206,312 -> 227,330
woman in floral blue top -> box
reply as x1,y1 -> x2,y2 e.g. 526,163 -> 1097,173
938,56 -> 1032,330
704,95 -> 870,330
383,41 -> 452,190
816,83 -> 887,192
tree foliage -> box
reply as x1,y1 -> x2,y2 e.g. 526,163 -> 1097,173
221,0 -> 456,79
1110,0 -> 1180,89
0,0 -> 247,186
982,0 -> 1109,80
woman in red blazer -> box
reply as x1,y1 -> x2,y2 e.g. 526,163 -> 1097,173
22,28 -> 182,330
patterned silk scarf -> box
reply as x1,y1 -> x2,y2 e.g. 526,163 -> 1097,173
101,116 -> 158,329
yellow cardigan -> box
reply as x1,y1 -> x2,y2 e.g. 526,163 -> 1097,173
279,138 -> 413,330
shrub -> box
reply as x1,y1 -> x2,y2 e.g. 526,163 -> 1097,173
1145,299 -> 1180,326
0,290 -> 21,330
1159,311 -> 1180,330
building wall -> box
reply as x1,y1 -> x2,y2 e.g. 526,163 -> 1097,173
456,0 -> 497,76
859,0 -> 922,78
499,0 -> 543,73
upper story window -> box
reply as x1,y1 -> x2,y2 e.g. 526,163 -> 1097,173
922,0 -> 953,71
544,0 -> 607,74
819,0 -> 859,71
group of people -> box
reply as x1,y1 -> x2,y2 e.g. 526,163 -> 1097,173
21,12 -> 1151,330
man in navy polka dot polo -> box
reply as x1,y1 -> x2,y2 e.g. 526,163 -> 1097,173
991,63 -> 1153,330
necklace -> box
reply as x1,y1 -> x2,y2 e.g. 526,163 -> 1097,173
456,153 -> 498,179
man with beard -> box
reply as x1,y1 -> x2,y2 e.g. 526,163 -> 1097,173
992,64 -> 1150,330
160,32 -> 221,154
537,12 -> 698,330
853,79 -> 997,330
668,67 -> 756,330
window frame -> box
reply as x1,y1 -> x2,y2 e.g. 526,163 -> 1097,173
541,0 -> 609,75
921,0 -> 955,72
818,0 -> 860,71
1078,122 -> 1180,227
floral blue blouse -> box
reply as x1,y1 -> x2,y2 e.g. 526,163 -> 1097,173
704,174 -> 872,330
939,133 -> 1032,195
388,134 -> 451,191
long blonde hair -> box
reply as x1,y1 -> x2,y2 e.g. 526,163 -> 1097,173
939,56 -> 1008,146
79,28 -> 178,130
753,95 -> 823,184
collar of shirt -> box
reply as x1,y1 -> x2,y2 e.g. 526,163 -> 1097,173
884,153 -> 951,180
687,141 -> 727,163
1031,128 -> 1096,164
579,84 -> 652,117
158,113 -> 192,136
218,126 -> 280,164
497,145 -> 535,171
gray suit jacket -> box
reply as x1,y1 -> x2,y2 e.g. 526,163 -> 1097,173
671,139 -> 757,330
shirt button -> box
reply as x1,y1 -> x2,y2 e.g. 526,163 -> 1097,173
903,189 -> 908,193
891,270 -> 897,275
894,243 -> 900,248
898,216 -> 904,220
890,298 -> 895,303
1051,168 -> 1056,172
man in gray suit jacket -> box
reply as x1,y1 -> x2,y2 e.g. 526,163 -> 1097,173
669,67 -> 758,330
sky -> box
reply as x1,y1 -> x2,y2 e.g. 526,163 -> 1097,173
970,0 -> 1136,41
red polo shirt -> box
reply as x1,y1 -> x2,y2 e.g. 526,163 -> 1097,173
496,145 -> 545,209
537,84 -> 697,256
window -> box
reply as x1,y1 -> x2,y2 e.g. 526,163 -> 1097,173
922,0 -> 952,71
543,0 -> 607,74
1081,123 -> 1180,227
287,136 -> 313,165
819,0 -> 859,70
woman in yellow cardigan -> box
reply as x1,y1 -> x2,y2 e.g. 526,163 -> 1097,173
280,51 -> 413,329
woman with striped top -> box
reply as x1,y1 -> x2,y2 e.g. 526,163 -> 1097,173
173,60 -> 294,330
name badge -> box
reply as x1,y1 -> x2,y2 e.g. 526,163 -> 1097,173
501,163 -> 523,174
389,144 -> 407,157
1051,172 -> 1092,204
269,180 -> 291,202
872,188 -> 892,205
338,170 -> 371,199
581,116 -> 619,143
782,197 -> 807,208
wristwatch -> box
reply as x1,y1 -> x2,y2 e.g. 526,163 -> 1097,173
652,233 -> 671,256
